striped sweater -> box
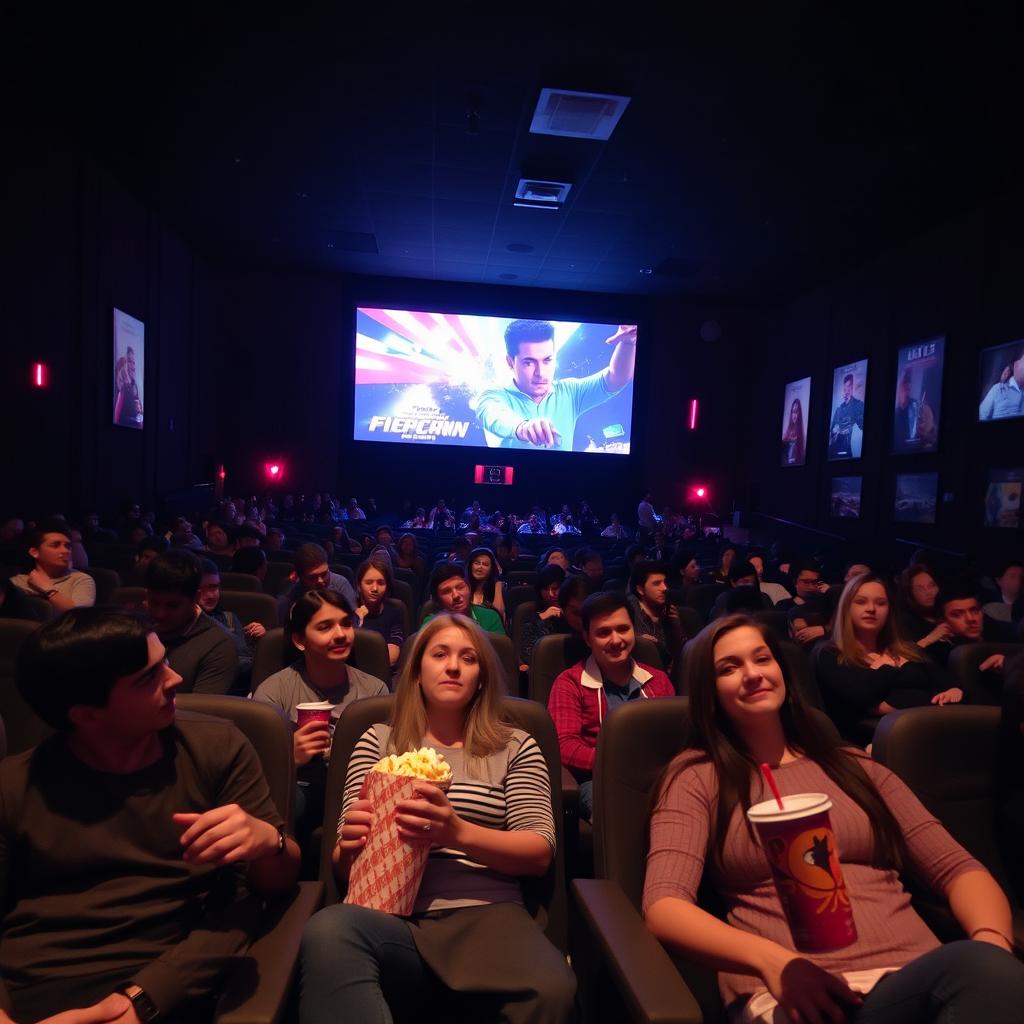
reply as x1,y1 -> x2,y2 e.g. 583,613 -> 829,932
341,723 -> 555,912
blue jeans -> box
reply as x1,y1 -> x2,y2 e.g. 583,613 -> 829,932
852,941 -> 1024,1023
578,779 -> 593,822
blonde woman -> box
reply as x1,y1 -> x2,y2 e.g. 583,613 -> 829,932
299,612 -> 574,1023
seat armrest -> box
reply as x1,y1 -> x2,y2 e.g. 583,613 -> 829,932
215,881 -> 324,1024
561,765 -> 579,806
573,879 -> 703,1024
1013,908 -> 1024,955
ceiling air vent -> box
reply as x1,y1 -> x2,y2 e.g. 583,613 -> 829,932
514,178 -> 572,210
530,88 -> 631,140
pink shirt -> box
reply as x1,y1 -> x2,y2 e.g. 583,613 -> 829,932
643,751 -> 983,1011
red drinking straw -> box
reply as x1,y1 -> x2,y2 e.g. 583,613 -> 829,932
760,763 -> 785,811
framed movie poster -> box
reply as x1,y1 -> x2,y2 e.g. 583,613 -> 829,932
977,340 -> 1024,422
830,476 -> 862,519
827,359 -> 867,460
780,377 -> 811,467
893,337 -> 944,453
984,468 -> 1023,529
894,472 -> 938,525
112,308 -> 145,430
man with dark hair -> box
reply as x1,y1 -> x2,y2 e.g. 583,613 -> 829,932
197,560 -> 264,691
423,563 -> 505,634
576,548 -> 604,584
275,543 -> 357,627
10,521 -> 95,611
475,319 -> 637,451
979,346 -> 1024,420
146,551 -> 239,695
0,608 -> 299,1022
231,545 -> 269,583
627,559 -> 685,666
557,574 -> 593,637
548,591 -> 672,820
776,560 -> 828,611
929,582 -> 1010,682
982,558 -> 1023,629
828,372 -> 864,458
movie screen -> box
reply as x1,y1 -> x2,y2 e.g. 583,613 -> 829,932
353,308 -> 636,454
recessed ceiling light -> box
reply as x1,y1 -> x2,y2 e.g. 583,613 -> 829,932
640,267 -> 653,276
507,243 -> 534,253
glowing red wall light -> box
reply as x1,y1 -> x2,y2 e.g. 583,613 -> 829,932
688,398 -> 698,430
695,485 -> 707,499
32,362 -> 49,388
264,461 -> 284,482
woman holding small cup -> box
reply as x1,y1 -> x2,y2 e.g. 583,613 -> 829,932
299,612 -> 575,1023
644,614 -> 1024,1024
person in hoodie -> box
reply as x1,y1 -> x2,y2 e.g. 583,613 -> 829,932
547,591 -> 673,821
145,550 -> 239,695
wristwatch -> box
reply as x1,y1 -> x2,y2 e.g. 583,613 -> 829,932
42,589 -> 57,599
122,984 -> 160,1022
275,823 -> 287,855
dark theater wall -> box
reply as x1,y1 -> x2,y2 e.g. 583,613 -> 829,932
744,190 -> 1024,564
1,103 -> 203,521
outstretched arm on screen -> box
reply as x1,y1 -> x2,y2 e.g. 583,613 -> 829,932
604,324 -> 638,391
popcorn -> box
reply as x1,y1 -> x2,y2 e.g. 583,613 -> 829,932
371,747 -> 453,783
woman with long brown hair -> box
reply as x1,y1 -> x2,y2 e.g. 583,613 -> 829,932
644,614 -> 1023,1024
299,612 -> 574,1023
816,573 -> 960,743
781,397 -> 806,465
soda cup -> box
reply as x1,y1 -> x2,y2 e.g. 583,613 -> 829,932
747,793 -> 857,953
295,701 -> 333,729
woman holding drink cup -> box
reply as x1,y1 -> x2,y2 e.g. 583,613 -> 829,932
644,614 -> 1024,1024
299,612 -> 575,1023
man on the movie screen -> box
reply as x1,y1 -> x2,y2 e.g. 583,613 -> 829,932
474,319 -> 637,451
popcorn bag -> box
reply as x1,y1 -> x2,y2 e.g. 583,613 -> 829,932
344,748 -> 452,916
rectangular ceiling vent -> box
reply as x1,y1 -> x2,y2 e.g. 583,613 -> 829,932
530,88 -> 631,140
514,178 -> 572,210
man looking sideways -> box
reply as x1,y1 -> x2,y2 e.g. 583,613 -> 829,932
422,563 -> 505,635
0,608 -> 299,1023
475,319 -> 637,450
10,521 -> 95,611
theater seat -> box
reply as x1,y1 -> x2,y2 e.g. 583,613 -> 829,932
573,698 -> 843,1024
174,694 -> 323,1024
263,561 -> 295,597
948,642 -> 1024,705
217,592 -> 280,631
109,586 -> 146,609
218,572 -> 263,593
251,627 -> 391,691
83,566 -> 121,604
0,620 -> 51,755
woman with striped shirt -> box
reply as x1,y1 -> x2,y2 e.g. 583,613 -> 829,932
299,612 -> 575,1023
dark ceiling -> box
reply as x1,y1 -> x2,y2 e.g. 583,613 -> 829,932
8,6 -> 1024,301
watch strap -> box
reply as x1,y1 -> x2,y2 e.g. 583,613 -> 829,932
124,984 -> 160,1022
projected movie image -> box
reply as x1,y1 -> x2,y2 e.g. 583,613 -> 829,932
985,468 -> 1023,529
827,359 -> 867,460
893,337 -> 944,453
894,472 -> 938,525
978,340 -> 1024,421
353,308 -> 636,454
780,376 -> 811,466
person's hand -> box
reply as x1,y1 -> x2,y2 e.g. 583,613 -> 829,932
793,625 -> 826,644
172,804 -> 279,866
931,687 -> 964,706
605,324 -> 638,346
338,797 -> 375,855
243,621 -> 266,639
538,605 -> 563,621
26,568 -> 51,593
665,604 -> 680,623
293,720 -> 332,766
980,653 -> 1006,672
920,623 -> 952,647
760,950 -> 862,1024
34,993 -> 135,1023
395,783 -> 461,847
515,418 -> 561,448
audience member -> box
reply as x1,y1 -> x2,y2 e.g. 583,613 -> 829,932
394,533 -> 426,577
342,498 -> 366,521
517,513 -> 546,535
786,593 -> 832,649
774,559 -> 827,613
748,550 -> 791,605
843,559 -> 873,583
576,548 -> 604,585
628,559 -> 686,668
467,547 -> 507,622
197,559 -> 262,687
424,563 -> 505,635
145,550 -> 240,695
0,576 -> 49,621
671,548 -> 701,595
897,563 -> 948,648
709,545 -> 736,585
276,543 -> 358,627
131,535 -> 170,582
538,547 -> 570,572
644,613 -> 1024,1024
253,589 -> 388,843
236,523 -> 264,548
982,558 -> 1024,629
548,591 -> 673,821
328,525 -> 362,557
427,498 -> 456,530
637,491 -> 657,535
354,557 -> 404,667
265,526 -> 287,552
710,560 -> 774,620
557,575 -> 594,638
816,573 -> 961,744
601,513 -> 629,539
231,545 -> 269,584
518,564 -> 568,671
1,608 -> 299,1022
10,521 -> 95,611
0,516 -> 25,567
299,612 -> 575,1022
